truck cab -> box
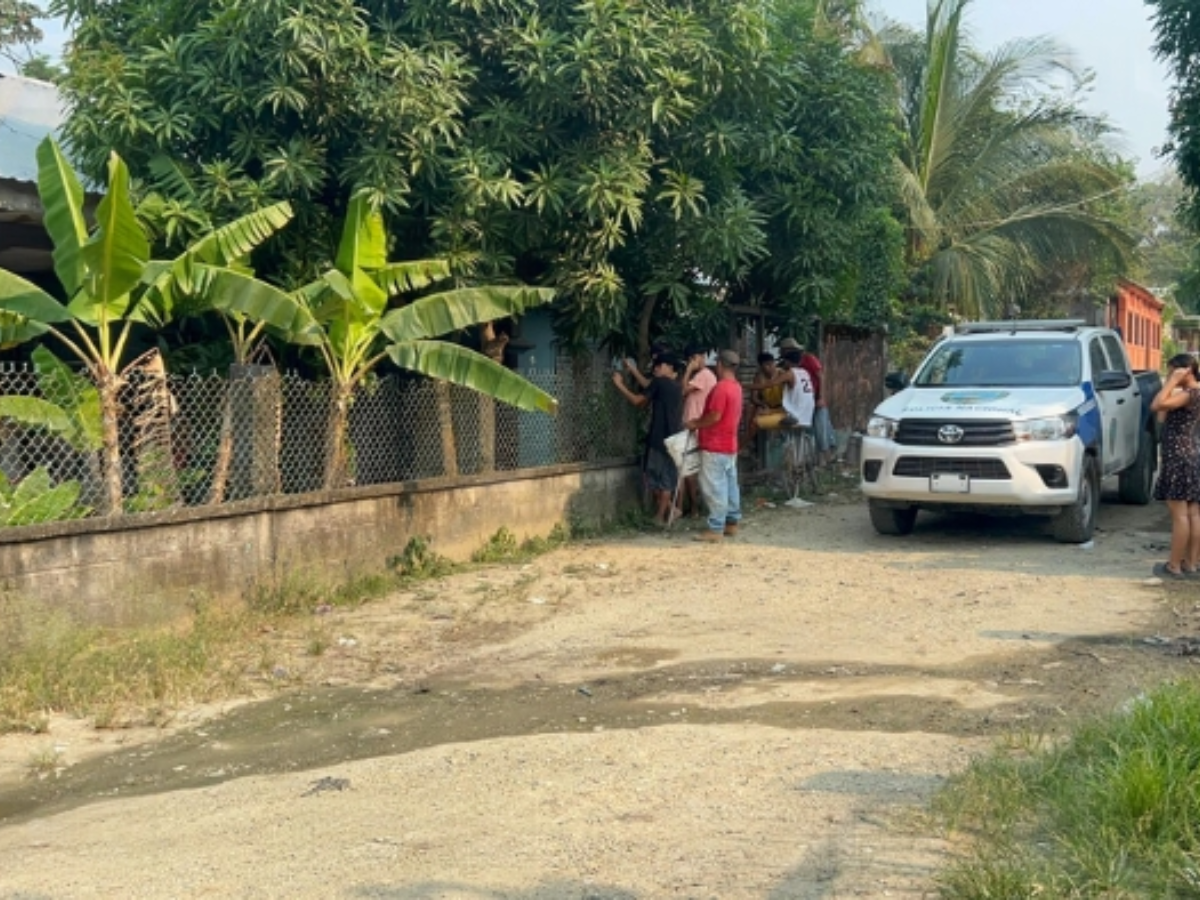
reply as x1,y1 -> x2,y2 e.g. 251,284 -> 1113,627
860,320 -> 1161,543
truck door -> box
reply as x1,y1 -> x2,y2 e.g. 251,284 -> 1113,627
1102,333 -> 1141,470
1087,337 -> 1135,473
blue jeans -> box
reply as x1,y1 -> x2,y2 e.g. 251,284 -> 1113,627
699,451 -> 741,533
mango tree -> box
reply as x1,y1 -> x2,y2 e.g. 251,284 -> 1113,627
290,196 -> 557,489
0,137 -> 310,514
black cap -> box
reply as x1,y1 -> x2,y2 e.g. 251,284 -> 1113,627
654,352 -> 682,371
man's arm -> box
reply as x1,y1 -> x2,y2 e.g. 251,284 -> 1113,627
612,371 -> 649,408
623,358 -> 650,389
686,387 -> 725,431
767,368 -> 795,388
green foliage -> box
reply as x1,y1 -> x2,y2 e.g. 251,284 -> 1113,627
389,536 -> 456,581
935,680 -> 1200,897
1149,0 -> 1200,228
0,468 -> 90,526
18,52 -> 62,81
0,347 -> 103,458
0,0 -> 41,59
882,0 -> 1136,319
56,0 -> 902,352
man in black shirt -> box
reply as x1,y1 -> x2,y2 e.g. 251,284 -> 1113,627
612,353 -> 685,525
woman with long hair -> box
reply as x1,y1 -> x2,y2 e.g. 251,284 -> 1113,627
1151,353 -> 1200,578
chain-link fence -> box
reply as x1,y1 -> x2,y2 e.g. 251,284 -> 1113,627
0,355 -> 638,527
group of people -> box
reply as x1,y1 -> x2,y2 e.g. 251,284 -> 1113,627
610,338 -> 834,542
747,338 -> 835,464
1152,353 -> 1200,578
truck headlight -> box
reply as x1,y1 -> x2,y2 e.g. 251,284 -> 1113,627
1013,415 -> 1077,442
867,416 -> 898,439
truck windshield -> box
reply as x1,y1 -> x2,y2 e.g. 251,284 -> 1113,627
913,339 -> 1082,387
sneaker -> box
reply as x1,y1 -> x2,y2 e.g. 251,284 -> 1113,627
694,530 -> 723,543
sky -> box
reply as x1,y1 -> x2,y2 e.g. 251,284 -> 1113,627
10,2 -> 1176,181
872,0 -> 1173,179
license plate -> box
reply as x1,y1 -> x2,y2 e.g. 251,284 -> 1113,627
930,473 -> 970,493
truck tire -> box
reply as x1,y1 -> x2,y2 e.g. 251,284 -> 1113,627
1052,458 -> 1099,544
1118,430 -> 1156,505
869,502 -> 918,536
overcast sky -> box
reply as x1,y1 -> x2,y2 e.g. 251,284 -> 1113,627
871,0 -> 1173,179
13,2 -> 1176,181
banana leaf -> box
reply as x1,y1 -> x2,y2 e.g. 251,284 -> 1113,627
388,340 -> 558,414
0,468 -> 87,526
372,259 -> 451,296
0,269 -> 71,324
0,312 -> 49,349
30,346 -> 104,452
335,195 -> 388,274
183,202 -> 294,267
191,266 -> 320,340
379,287 -> 555,344
0,396 -> 72,435
35,137 -> 90,296
76,153 -> 150,321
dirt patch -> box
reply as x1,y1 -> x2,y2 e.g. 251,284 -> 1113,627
0,489 -> 1196,898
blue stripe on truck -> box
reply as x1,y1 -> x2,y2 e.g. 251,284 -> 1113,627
1076,382 -> 1101,450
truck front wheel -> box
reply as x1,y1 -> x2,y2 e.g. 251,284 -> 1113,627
1118,431 -> 1156,505
869,502 -> 918,536
1051,458 -> 1099,543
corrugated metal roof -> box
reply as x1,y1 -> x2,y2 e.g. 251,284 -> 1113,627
0,72 -> 64,184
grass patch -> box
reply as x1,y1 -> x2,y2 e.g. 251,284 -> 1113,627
935,679 -> 1200,898
0,599 -> 253,734
470,524 -> 576,564
0,518 -> 639,733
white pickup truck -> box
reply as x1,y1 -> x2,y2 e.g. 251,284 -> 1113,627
860,320 -> 1163,543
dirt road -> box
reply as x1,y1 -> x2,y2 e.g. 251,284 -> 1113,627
1,486 -> 1197,899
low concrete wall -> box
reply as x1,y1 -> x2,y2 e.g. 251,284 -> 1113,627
0,460 -> 640,627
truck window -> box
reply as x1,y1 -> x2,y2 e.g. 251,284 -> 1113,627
913,340 -> 1081,387
1101,334 -> 1130,373
1088,338 -> 1112,377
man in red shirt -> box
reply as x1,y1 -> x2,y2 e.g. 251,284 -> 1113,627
684,349 -> 744,542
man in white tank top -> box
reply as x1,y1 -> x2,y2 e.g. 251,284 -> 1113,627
777,348 -> 815,427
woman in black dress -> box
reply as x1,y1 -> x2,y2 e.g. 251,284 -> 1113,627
1151,353 -> 1200,578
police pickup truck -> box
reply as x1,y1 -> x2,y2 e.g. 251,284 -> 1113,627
860,320 -> 1162,543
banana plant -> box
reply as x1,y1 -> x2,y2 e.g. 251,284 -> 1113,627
290,195 -> 558,489
0,137 -> 311,514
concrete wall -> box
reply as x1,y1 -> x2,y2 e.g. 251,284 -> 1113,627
0,460 -> 639,627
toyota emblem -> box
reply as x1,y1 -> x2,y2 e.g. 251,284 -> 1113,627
937,424 -> 965,444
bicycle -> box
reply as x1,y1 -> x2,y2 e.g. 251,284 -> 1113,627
779,422 -> 822,502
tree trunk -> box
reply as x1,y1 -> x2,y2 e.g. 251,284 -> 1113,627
98,374 -> 123,516
322,384 -> 352,490
477,322 -> 509,475
435,381 -> 459,479
206,385 -> 234,505
637,295 -> 657,369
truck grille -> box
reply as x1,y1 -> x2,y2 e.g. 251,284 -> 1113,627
895,419 -> 1016,446
893,457 -> 1012,480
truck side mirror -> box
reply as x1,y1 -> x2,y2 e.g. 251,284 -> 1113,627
1094,370 -> 1132,392
884,372 -> 910,392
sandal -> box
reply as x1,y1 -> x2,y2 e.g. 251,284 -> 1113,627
1153,562 -> 1188,580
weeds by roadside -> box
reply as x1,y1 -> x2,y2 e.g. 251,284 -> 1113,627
934,678 -> 1200,898
0,515 -> 634,734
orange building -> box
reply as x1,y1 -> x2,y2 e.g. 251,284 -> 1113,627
1105,279 -> 1164,372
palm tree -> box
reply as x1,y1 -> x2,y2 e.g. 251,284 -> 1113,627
882,0 -> 1134,318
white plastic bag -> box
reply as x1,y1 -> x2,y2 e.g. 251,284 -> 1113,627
664,429 -> 700,476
